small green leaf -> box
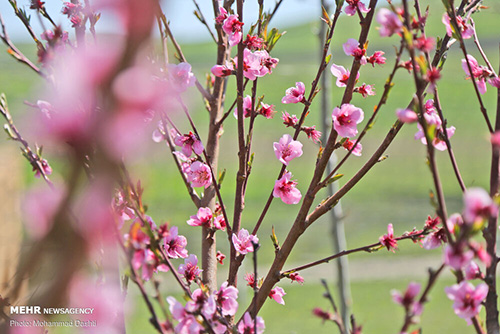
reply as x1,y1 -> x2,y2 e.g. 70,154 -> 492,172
325,54 -> 332,65
218,168 -> 226,185
326,173 -> 344,185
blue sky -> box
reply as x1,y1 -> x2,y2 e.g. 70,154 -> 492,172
0,0 -> 326,43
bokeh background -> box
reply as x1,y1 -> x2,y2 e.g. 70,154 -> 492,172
1,0 -> 500,333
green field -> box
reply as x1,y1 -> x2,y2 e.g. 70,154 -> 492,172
2,1 -> 500,333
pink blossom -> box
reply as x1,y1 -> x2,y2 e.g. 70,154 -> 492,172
282,82 -> 306,104
185,289 -> 217,318
222,14 -> 244,47
232,228 -> 259,255
303,126 -> 322,143
258,102 -> 276,119
391,281 -> 422,315
345,0 -> 370,16
415,36 -> 435,52
167,62 -> 195,93
447,213 -> 464,234
330,63 -> 359,87
377,8 -> 402,37
167,296 -> 204,334
444,244 -> 474,270
133,248 -> 169,281
243,34 -> 264,51
379,223 -> 398,252
425,215 -> 440,230
367,51 -> 386,66
178,254 -> 202,283
269,286 -> 286,305
445,281 -> 488,323
414,124 -> 455,151
163,226 -> 188,259
187,161 -> 212,188
126,222 -> 150,250
470,241 -> 492,266
343,38 -> 367,64
425,67 -> 441,89
273,171 -> 302,204
313,307 -> 335,322
33,158 -> 52,178
215,7 -> 228,24
238,312 -> 265,334
289,272 -> 305,284
465,261 -> 483,280
211,62 -> 234,77
213,214 -> 226,231
173,130 -> 204,157
216,281 -> 239,316
216,251 -> 226,265
112,189 -> 135,226
442,13 -> 473,40
355,83 -> 375,98
422,228 -> 447,249
396,108 -> 418,123
235,49 -> 278,80
245,272 -> 257,288
488,76 -> 500,89
342,139 -> 362,156
187,207 -> 213,228
462,55 -> 492,94
463,187 -> 498,224
332,103 -> 364,138
273,134 -> 303,165
282,111 -> 299,127
234,95 -> 253,119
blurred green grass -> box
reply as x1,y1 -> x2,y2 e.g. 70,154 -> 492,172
2,1 -> 500,333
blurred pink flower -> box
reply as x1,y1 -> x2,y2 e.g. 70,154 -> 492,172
282,82 -> 306,104
331,63 -> 359,87
465,261 -> 483,280
167,62 -> 196,93
232,228 -> 259,255
444,244 -> 474,270
422,229 -> 447,250
391,281 -> 422,315
258,102 -> 276,119
377,8 -> 402,37
396,108 -> 418,123
23,186 -> 64,239
442,13 -> 473,40
445,281 -> 488,323
273,171 -> 302,204
463,187 -> 498,224
345,0 -> 370,16
342,139 -> 362,156
273,134 -> 303,165
332,103 -> 364,138
462,55 -> 491,94
167,296 -> 204,334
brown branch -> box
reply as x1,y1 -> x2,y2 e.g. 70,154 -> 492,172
0,13 -> 44,77
282,228 -> 430,275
